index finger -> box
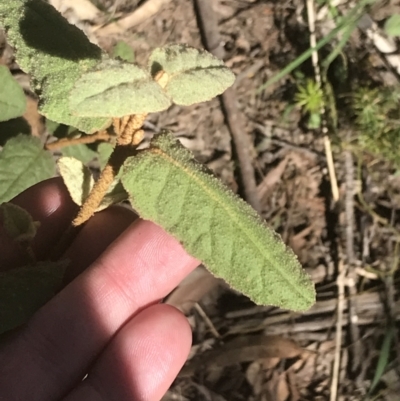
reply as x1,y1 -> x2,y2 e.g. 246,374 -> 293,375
0,196 -> 200,401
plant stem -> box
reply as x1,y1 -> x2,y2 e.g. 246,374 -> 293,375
72,114 -> 146,227
46,130 -> 113,150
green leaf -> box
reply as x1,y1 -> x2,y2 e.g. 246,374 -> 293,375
58,156 -> 127,211
368,325 -> 395,395
0,260 -> 68,334
62,143 -> 98,164
0,202 -> 39,243
0,0 -> 111,133
69,59 -> 172,117
0,65 -> 26,122
148,44 -> 235,106
112,40 -> 135,63
121,132 -> 315,311
97,142 -> 114,168
57,157 -> 93,206
384,14 -> 400,37
0,134 -> 56,203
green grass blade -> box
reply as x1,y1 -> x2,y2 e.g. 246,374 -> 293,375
368,325 -> 395,396
257,0 -> 374,92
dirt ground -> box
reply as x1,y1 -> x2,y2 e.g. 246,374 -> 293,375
3,0 -> 400,399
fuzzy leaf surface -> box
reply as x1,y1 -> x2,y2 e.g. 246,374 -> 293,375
58,156 -> 127,211
121,132 -> 315,311
0,260 -> 67,334
0,0 -> 110,133
0,135 -> 56,203
0,203 -> 39,243
0,65 -> 26,122
69,59 -> 171,117
149,44 -> 235,106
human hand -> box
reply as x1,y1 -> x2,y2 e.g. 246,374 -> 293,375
0,178 -> 200,401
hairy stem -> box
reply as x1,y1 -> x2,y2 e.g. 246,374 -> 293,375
72,114 -> 146,227
46,130 -> 113,150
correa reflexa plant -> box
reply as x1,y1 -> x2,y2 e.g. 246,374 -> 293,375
0,0 -> 315,335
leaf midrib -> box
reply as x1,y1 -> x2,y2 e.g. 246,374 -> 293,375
147,147 -> 308,304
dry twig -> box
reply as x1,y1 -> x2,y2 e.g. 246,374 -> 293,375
95,0 -> 171,36
45,130 -> 112,150
193,0 -> 261,212
344,144 -> 362,375
305,1 -> 341,398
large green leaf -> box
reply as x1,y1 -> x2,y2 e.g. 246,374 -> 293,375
0,134 -> 56,203
0,65 -> 26,122
148,44 -> 235,106
0,0 -> 110,133
0,260 -> 68,334
121,132 -> 315,311
69,59 -> 171,117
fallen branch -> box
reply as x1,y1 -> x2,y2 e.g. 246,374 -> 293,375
193,0 -> 261,212
95,0 -> 171,37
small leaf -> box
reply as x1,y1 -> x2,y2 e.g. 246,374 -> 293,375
0,65 -> 26,122
121,132 -> 315,311
384,14 -> 400,37
97,142 -> 114,168
0,260 -> 68,334
58,156 -> 128,210
0,202 -> 39,243
112,40 -> 135,63
57,157 -> 93,206
148,44 -> 235,106
62,144 -> 98,164
0,0 -> 111,133
69,59 -> 172,117
0,134 -> 56,203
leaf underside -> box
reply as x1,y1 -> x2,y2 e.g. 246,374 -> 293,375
69,59 -> 171,117
57,156 -> 128,211
121,132 -> 315,312
0,0 -> 110,133
0,135 -> 56,203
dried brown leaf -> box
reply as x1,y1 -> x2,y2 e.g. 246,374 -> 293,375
181,335 -> 306,376
257,156 -> 289,199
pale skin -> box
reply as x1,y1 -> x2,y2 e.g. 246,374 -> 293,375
0,178 -> 200,401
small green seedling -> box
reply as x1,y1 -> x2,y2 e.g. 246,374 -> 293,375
294,78 -> 325,129
0,0 -> 315,335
